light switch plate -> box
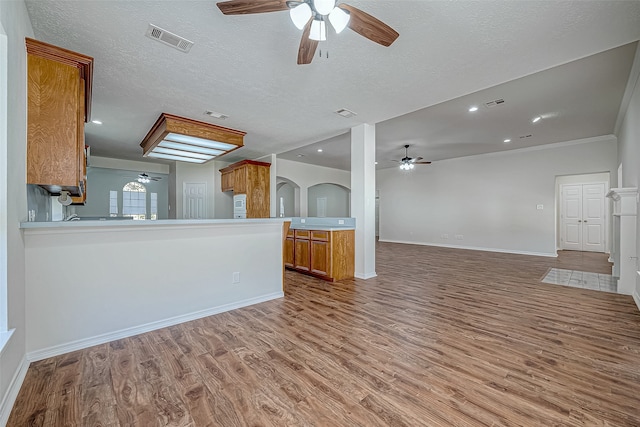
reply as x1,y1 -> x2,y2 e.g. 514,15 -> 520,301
537,204 -> 544,210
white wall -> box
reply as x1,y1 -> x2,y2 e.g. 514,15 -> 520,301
275,158 -> 350,217
213,160 -> 233,219
24,220 -> 284,358
615,45 -> 640,306
0,1 -> 32,422
307,183 -> 350,217
377,137 -> 617,257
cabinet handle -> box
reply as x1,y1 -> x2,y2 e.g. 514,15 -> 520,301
584,220 -> 588,223
578,220 -> 582,222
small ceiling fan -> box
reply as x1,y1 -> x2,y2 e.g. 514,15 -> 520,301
136,173 -> 162,183
392,145 -> 431,170
216,0 -> 399,64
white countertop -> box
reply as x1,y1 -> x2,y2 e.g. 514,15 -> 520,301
289,225 -> 355,231
21,217 -> 292,230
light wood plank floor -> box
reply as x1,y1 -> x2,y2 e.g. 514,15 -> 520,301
9,244 -> 640,426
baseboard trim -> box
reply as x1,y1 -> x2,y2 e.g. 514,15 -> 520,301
633,290 -> 640,313
355,272 -> 377,280
27,291 -> 284,362
0,356 -> 29,426
378,239 -> 558,258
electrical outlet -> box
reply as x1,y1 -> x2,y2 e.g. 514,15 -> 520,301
301,218 -> 306,223
232,272 -> 240,283
338,219 -> 344,225
537,204 -> 544,210
455,234 -> 464,240
441,233 -> 449,239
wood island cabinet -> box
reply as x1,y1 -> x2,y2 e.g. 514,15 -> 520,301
286,228 -> 355,282
284,228 -> 295,268
219,160 -> 270,218
26,38 -> 93,201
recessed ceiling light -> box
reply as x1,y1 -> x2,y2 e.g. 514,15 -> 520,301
204,110 -> 228,120
375,161 -> 378,165
335,108 -> 357,118
91,120 -> 102,125
503,139 -> 511,143
317,148 -> 323,153
532,116 -> 541,123
468,106 -> 478,112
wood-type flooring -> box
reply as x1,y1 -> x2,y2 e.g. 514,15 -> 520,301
8,244 -> 640,426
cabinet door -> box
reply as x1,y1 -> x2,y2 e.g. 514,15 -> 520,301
233,165 -> 247,194
294,238 -> 310,272
310,239 -> 330,277
27,54 -> 81,189
221,170 -> 234,192
284,237 -> 295,268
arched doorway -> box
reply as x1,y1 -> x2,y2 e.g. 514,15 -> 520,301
307,183 -> 350,217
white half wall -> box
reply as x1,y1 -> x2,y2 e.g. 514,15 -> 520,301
275,158 -> 350,217
377,136 -> 617,256
24,220 -> 285,358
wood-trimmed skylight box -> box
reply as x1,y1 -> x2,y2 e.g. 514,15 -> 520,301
140,113 -> 245,163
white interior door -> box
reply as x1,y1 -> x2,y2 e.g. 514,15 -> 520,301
183,183 -> 207,219
561,185 -> 582,251
581,183 -> 605,252
560,183 -> 605,252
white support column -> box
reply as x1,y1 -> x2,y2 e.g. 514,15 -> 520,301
606,187 -> 638,296
351,124 -> 376,279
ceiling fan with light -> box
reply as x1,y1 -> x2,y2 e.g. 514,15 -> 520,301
393,145 -> 431,170
136,173 -> 162,183
216,0 -> 399,64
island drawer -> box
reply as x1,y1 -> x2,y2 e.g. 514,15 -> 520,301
310,231 -> 329,241
295,229 -> 310,239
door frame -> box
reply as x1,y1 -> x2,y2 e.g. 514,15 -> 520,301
555,173 -> 610,254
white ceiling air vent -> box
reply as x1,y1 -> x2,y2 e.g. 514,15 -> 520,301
519,134 -> 533,139
484,98 -> 505,108
145,24 -> 194,53
335,108 -> 357,118
204,110 -> 228,120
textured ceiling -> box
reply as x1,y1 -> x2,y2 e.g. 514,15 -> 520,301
24,0 -> 640,170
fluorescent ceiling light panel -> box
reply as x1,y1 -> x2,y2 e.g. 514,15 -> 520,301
158,141 -> 224,156
151,146 -> 214,161
140,113 -> 245,164
147,152 -> 207,163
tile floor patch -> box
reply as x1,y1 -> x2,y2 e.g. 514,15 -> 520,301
541,268 -> 617,293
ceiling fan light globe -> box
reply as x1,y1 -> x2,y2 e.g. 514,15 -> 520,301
313,0 -> 335,15
329,7 -> 350,33
409,163 -> 415,169
309,19 -> 327,41
290,3 -> 312,30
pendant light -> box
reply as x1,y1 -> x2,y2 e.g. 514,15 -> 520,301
309,19 -> 327,41
313,0 -> 335,16
290,2 -> 312,30
328,7 -> 350,33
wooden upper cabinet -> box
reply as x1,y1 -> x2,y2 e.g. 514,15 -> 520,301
25,38 -> 93,197
220,168 -> 234,192
219,160 -> 271,218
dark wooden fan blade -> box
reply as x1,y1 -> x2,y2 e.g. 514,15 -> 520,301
415,161 -> 432,165
338,4 -> 399,47
297,19 -> 318,65
217,0 -> 289,15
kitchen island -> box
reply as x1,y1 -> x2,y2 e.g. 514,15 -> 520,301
284,218 -> 355,282
21,218 -> 289,360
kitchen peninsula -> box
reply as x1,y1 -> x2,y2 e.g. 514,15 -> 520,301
21,218 -> 288,360
284,217 -> 355,282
